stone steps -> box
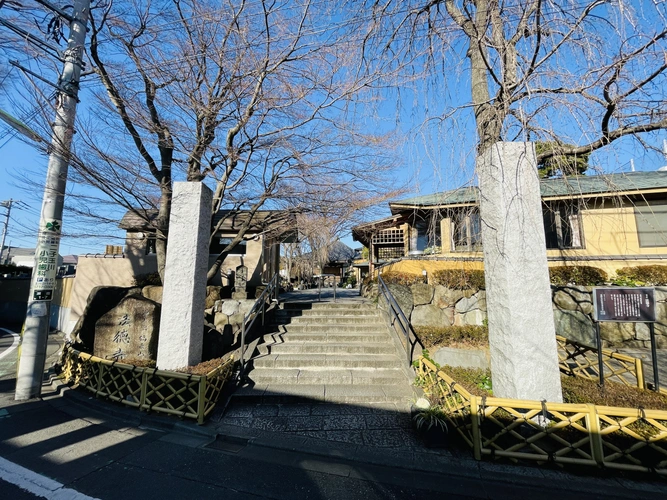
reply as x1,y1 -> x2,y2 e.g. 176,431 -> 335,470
258,342 -> 397,355
221,299 -> 418,449
233,383 -> 415,404
253,353 -> 404,369
246,367 -> 407,385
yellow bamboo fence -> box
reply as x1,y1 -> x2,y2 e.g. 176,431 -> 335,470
417,356 -> 667,474
62,346 -> 234,424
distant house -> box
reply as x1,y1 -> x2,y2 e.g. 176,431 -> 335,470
59,255 -> 79,276
0,247 -> 63,269
352,170 -> 667,276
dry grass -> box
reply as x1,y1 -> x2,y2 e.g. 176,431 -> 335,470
174,354 -> 233,376
416,325 -> 489,350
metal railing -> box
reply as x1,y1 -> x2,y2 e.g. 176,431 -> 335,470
239,273 -> 279,376
377,275 -> 423,367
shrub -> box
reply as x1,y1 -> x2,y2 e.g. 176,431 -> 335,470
414,325 -> 489,350
379,271 -> 425,286
132,272 -> 162,287
431,269 -> 485,290
548,266 -> 607,286
615,265 -> 667,286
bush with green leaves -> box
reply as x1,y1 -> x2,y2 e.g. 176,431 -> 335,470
548,266 -> 607,286
615,265 -> 667,286
431,268 -> 485,290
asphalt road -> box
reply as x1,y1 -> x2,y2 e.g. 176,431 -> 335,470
0,327 -> 61,381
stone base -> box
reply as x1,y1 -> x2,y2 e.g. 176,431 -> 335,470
232,291 -> 248,300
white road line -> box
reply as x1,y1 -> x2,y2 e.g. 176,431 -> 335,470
0,328 -> 20,361
0,457 -> 99,500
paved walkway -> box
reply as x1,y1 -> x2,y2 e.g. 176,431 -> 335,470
2,375 -> 667,499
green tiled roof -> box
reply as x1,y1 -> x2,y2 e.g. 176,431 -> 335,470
390,171 -> 667,209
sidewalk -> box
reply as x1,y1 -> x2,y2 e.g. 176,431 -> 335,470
2,373 -> 667,499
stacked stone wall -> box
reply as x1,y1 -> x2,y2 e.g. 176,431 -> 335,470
367,282 -> 667,349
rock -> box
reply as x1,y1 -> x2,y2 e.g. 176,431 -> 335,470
232,291 -> 248,300
552,286 -> 593,315
142,285 -> 163,304
214,312 -> 230,330
219,300 -> 241,316
635,323 -> 651,341
599,322 -> 635,346
411,283 -> 434,306
412,304 -> 452,328
553,310 -> 595,347
433,286 -> 465,309
71,286 -> 141,350
205,286 -> 223,309
93,295 -> 160,362
202,322 -> 225,361
387,283 -> 413,318
453,292 -> 487,326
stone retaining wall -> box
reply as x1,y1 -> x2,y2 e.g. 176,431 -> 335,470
366,282 -> 667,349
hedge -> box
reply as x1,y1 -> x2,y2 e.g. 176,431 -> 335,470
548,266 -> 607,286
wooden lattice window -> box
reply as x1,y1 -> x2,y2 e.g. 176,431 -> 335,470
372,229 -> 404,245
377,246 -> 404,259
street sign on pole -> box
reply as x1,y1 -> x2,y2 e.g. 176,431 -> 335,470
14,0 -> 90,401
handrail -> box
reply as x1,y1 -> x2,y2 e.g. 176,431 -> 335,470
239,273 -> 279,376
377,275 -> 422,367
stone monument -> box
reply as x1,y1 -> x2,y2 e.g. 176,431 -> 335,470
157,182 -> 212,370
94,295 -> 160,362
232,265 -> 248,300
477,142 -> 563,402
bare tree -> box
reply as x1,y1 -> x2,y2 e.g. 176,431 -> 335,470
47,0 -> 403,282
366,0 -> 667,163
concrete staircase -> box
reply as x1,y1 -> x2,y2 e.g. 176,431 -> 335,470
219,300 -> 419,448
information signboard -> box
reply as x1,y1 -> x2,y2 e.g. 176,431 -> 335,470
30,218 -> 61,302
593,287 -> 655,323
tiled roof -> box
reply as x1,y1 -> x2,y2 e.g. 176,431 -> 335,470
119,208 -> 295,235
389,171 -> 667,210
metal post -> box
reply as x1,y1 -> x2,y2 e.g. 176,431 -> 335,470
240,322 -> 246,376
595,321 -> 604,387
0,200 -> 15,265
649,322 -> 660,392
15,0 -> 90,400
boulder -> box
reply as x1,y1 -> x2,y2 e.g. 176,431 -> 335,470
454,292 -> 487,326
412,304 -> 452,328
93,295 -> 160,362
552,286 -> 593,315
599,321 -> 635,346
202,322 -> 225,361
71,286 -> 141,350
411,283 -> 434,306
142,285 -> 163,304
433,286 -> 465,309
553,310 -> 595,347
387,283 -> 413,318
635,323 -> 651,341
205,286 -> 223,309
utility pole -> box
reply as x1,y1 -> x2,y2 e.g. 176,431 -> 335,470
0,199 -> 18,265
15,0 -> 90,400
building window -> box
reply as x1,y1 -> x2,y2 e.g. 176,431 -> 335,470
543,204 -> 582,249
414,220 -> 441,252
210,237 -> 247,255
452,210 -> 482,252
635,202 -> 667,248
146,236 -> 156,255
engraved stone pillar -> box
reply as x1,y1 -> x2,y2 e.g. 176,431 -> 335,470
157,182 -> 212,370
477,142 -> 563,402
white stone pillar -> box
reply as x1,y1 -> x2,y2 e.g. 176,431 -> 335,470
477,142 -> 563,402
157,182 -> 212,370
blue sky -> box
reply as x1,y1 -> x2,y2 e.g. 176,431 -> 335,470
1,0 -> 666,255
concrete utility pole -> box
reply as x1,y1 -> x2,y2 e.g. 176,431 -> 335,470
15,0 -> 90,400
0,199 -> 17,265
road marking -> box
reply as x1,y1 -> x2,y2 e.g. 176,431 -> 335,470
0,456 -> 99,499
0,328 -> 20,361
